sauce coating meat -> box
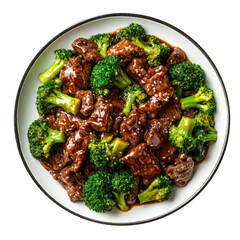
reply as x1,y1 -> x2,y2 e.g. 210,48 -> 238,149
46,110 -> 91,137
141,66 -> 174,102
165,153 -> 195,186
88,96 -> 113,132
107,39 -> 145,62
122,143 -> 161,185
29,24 -> 216,212
112,112 -> 125,137
39,145 -> 65,179
126,57 -> 150,83
144,118 -> 170,149
58,166 -> 86,202
137,65 -> 174,118
75,90 -> 94,116
139,96 -> 163,118
72,38 -> 103,63
166,47 -> 187,67
120,108 -> 147,146
156,140 -> 177,168
60,57 -> 91,94
160,94 -> 182,122
62,129 -> 91,172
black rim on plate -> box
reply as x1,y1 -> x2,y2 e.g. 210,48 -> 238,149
14,13 -> 230,225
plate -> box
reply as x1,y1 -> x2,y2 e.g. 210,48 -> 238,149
14,13 -> 230,225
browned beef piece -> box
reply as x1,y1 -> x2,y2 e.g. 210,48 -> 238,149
126,176 -> 141,205
122,143 -> 161,185
108,97 -> 125,113
88,96 -> 113,132
166,47 -> 187,67
62,129 -> 91,172
112,112 -> 125,137
39,145 -> 65,180
160,94 -> 182,122
147,64 -> 168,77
139,67 -> 174,118
120,108 -> 147,146
46,110 -> 90,137
58,166 -> 86,202
139,96 -> 164,118
60,57 -> 91,95
144,118 -> 170,149
165,153 -> 195,187
72,38 -> 103,63
75,90 -> 94,116
107,39 -> 145,62
126,58 -> 150,82
156,140 -> 177,168
143,66 -> 174,102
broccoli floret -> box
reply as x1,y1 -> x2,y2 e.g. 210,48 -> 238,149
117,24 -> 170,66
83,170 -> 115,213
137,175 -> 172,204
136,35 -> 171,66
189,113 -> 217,161
36,78 -> 81,115
88,137 -> 130,170
117,23 -> 146,42
195,112 -> 215,129
27,118 -> 65,159
169,61 -> 205,98
39,49 -> 74,84
90,33 -> 117,58
111,170 -> 136,211
169,116 -> 197,152
180,86 -> 216,114
90,56 -> 132,97
190,127 -> 217,161
119,84 -> 148,116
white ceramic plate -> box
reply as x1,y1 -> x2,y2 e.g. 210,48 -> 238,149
14,13 -> 230,225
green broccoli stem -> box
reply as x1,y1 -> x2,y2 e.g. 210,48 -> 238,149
138,187 -> 170,204
98,43 -> 108,58
113,67 -> 132,90
131,38 -> 152,54
48,127 -> 65,143
39,58 -> 67,84
110,138 -> 130,155
180,89 -> 211,110
112,192 -> 129,211
122,92 -> 138,116
138,187 -> 161,204
46,90 -> 81,115
181,100 -> 209,112
102,134 -> 114,143
178,116 -> 196,136
180,97 -> 200,110
43,128 -> 65,158
175,88 -> 183,99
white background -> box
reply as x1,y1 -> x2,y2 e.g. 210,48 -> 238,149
1,0 -> 239,239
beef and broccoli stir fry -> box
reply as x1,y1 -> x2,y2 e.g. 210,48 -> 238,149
27,23 -> 217,212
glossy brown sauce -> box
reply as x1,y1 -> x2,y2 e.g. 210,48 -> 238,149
40,28 -> 211,211
100,30 -> 205,210
109,28 -> 190,62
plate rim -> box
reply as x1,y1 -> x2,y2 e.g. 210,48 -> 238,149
14,12 -> 230,226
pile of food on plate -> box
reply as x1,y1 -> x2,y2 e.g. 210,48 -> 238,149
27,23 -> 217,212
